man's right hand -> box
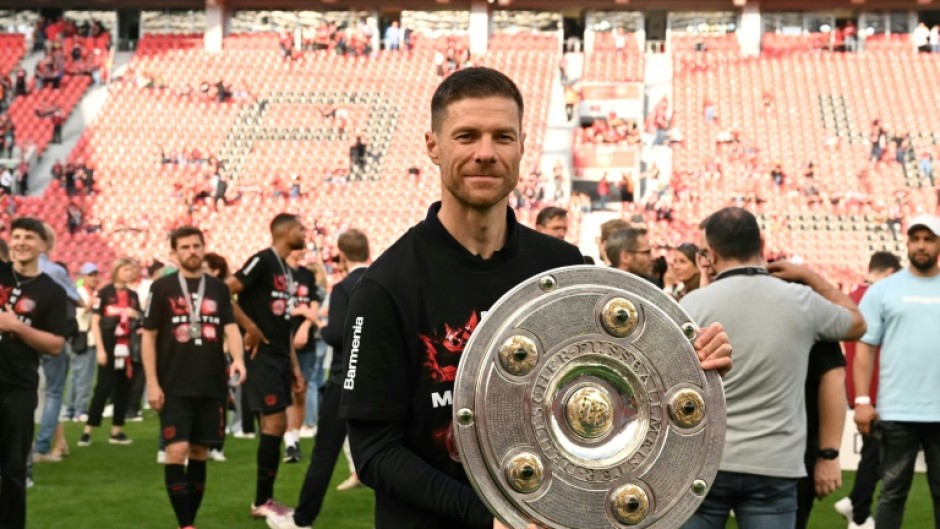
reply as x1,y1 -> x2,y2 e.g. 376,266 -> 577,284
244,325 -> 269,358
854,403 -> 878,435
147,383 -> 165,412
96,348 -> 107,366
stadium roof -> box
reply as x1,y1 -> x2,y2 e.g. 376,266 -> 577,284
4,0 -> 934,12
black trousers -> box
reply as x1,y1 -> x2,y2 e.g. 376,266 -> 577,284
850,433 -> 881,524
86,356 -> 131,428
796,455 -> 817,529
294,379 -> 347,526
125,361 -> 145,417
0,389 -> 38,529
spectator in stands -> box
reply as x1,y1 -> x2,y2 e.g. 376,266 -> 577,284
770,162 -> 786,187
931,25 -> 940,53
0,113 -> 16,157
834,251 -> 901,529
870,120 -> 887,164
279,30 -> 295,61
620,172 -> 634,206
854,214 -> 940,529
894,132 -> 912,175
680,207 -> 865,529
0,167 -> 11,195
13,68 -> 27,97
921,150 -> 934,187
596,173 -> 610,210
844,20 -> 859,52
349,135 -> 367,174
66,201 -> 83,235
564,85 -> 579,121
704,98 -> 717,123
534,206 -> 568,240
384,21 -> 401,51
34,101 -> 65,144
914,22 -> 931,52
605,227 -> 654,281
666,243 -> 701,300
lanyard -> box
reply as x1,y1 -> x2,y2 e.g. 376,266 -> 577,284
714,267 -> 769,282
177,272 -> 206,324
270,248 -> 296,296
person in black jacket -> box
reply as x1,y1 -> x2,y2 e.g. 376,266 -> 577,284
268,229 -> 370,529
298,68 -> 733,529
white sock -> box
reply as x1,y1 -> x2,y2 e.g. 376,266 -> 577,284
284,430 -> 299,448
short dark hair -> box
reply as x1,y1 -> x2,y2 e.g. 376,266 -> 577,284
430,67 -> 524,132
170,226 -> 204,250
10,217 -> 48,242
703,207 -> 762,261
868,251 -> 901,274
605,228 -> 647,268
338,229 -> 370,263
674,242 -> 700,264
203,252 -> 231,279
536,207 -> 567,227
599,218 -> 630,244
270,213 -> 300,235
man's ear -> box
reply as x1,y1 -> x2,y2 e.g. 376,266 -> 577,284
426,131 -> 440,166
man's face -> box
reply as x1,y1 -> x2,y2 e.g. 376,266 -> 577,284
907,228 -> 940,273
173,235 -> 205,273
84,273 -> 99,289
622,234 -> 654,277
426,96 -> 525,212
287,222 -> 307,251
537,216 -> 568,240
9,228 -> 45,266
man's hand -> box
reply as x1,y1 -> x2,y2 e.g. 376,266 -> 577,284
767,261 -> 810,283
147,382 -> 165,412
125,307 -> 141,319
814,458 -> 842,498
854,403 -> 878,436
244,325 -> 269,359
230,358 -> 247,386
292,364 -> 305,394
0,307 -> 21,333
693,322 -> 733,377
96,347 -> 107,366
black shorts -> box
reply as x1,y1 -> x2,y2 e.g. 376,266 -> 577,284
245,349 -> 292,415
160,396 -> 225,446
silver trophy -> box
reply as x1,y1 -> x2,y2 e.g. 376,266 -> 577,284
453,266 -> 726,529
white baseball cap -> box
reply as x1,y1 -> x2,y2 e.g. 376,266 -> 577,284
907,214 -> 940,237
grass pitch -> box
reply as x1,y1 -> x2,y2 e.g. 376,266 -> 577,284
28,414 -> 934,528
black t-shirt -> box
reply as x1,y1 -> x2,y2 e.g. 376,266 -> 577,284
322,266 -> 367,378
339,202 -> 583,529
0,262 -> 68,391
291,266 -> 320,352
804,340 -> 847,457
234,249 -> 294,356
92,283 -> 142,353
143,273 -> 236,398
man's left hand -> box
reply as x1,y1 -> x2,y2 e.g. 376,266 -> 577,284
292,365 -> 305,394
693,322 -> 732,377
230,359 -> 247,386
814,458 -> 842,498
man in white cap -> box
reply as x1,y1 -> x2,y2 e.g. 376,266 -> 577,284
854,213 -> 940,529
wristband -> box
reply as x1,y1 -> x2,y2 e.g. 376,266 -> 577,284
854,396 -> 871,406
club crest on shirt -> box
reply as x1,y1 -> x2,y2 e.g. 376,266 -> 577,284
201,299 -> 217,314
169,296 -> 189,316
297,284 -> 309,298
273,274 -> 288,292
271,299 -> 286,316
15,297 -> 36,314
174,324 -> 191,343
419,311 -> 479,383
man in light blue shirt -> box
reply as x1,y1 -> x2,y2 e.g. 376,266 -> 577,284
854,213 -> 940,529
33,224 -> 81,462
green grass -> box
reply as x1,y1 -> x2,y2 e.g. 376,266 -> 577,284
30,415 -> 936,528
30,412 -> 374,529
